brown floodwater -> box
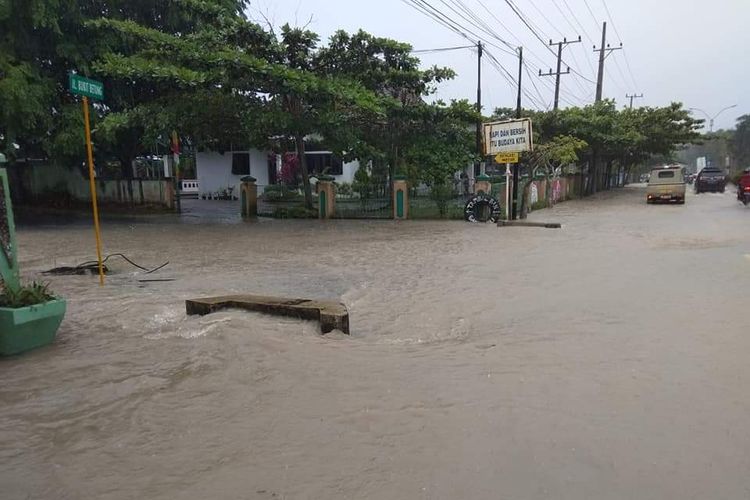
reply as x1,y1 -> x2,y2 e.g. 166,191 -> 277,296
2,186 -> 750,499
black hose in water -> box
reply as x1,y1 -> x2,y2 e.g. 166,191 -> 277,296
43,253 -> 169,276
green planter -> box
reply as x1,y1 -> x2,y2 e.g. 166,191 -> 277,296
0,299 -> 66,356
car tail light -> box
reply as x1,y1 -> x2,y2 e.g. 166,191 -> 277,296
744,187 -> 750,192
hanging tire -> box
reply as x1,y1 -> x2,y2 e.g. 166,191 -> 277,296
464,194 -> 502,223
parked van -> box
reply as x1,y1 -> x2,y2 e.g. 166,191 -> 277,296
646,166 -> 685,204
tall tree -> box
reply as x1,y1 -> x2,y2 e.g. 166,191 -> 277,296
0,0 -> 247,169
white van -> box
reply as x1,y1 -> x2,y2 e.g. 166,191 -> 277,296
646,166 -> 685,204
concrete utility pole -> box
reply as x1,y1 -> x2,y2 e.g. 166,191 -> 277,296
593,22 -> 622,102
516,46 -> 523,119
512,46 -> 523,220
539,36 -> 581,110
626,93 -> 643,108
475,41 -> 483,176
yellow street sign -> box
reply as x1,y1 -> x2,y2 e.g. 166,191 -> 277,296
495,152 -> 519,164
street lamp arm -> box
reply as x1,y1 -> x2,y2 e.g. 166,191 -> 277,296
712,104 -> 738,121
688,107 -> 710,120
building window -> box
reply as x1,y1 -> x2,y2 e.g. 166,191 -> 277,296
231,152 -> 251,175
305,152 -> 343,176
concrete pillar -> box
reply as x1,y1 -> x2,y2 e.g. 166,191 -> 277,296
316,177 -> 335,219
392,176 -> 409,220
474,174 -> 492,195
240,176 -> 258,218
164,179 -> 175,210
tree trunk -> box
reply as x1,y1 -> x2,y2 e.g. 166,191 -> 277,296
589,150 -> 599,195
295,133 -> 313,210
605,160 -> 613,190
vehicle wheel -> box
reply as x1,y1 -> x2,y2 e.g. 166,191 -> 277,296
678,199 -> 685,205
720,188 -> 725,193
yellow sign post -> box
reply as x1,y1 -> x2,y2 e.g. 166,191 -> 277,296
81,97 -> 105,286
70,73 -> 105,286
495,152 -> 520,164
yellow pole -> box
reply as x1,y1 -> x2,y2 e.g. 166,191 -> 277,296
82,96 -> 105,285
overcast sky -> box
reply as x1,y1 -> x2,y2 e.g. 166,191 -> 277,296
246,0 -> 749,131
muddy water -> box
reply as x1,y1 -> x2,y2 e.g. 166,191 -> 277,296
2,186 -> 750,499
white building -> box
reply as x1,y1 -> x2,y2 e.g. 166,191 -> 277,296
196,148 -> 360,199
304,151 -> 360,184
196,149 -> 272,199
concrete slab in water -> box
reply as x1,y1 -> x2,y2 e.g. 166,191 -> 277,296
497,220 -> 562,228
185,294 -> 349,335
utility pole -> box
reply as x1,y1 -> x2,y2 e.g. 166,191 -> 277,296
593,22 -> 622,102
539,36 -> 581,110
591,22 -> 621,194
516,46 -> 523,119
475,41 -> 483,176
626,93 -> 643,108
512,46 -> 523,219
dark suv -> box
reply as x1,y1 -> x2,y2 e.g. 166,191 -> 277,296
695,168 -> 726,193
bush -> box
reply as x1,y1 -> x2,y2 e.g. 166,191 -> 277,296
352,168 -> 372,200
337,182 -> 353,197
271,206 -> 317,219
0,282 -> 55,308
429,182 -> 455,218
263,185 -> 301,202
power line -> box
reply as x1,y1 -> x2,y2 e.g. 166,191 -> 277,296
434,0 -> 515,52
484,47 -> 546,109
523,61 -> 550,110
502,0 -> 597,84
561,0 -> 596,44
581,0 -> 600,26
445,0 -> 516,51
525,0 -> 565,38
402,0 -> 516,56
600,0 -> 623,42
611,57 -> 631,94
411,45 -> 476,53
621,49 -> 640,89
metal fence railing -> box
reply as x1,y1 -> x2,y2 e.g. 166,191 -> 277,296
334,195 -> 392,219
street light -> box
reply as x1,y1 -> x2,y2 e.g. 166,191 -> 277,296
689,104 -> 738,132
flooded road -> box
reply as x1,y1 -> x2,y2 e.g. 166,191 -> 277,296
3,186 -> 750,499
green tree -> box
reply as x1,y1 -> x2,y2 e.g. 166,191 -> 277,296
314,30 -> 457,186
0,0 -> 247,170
403,100 -> 478,216
731,115 -> 750,172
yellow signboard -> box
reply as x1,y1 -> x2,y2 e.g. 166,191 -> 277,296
494,152 -> 519,164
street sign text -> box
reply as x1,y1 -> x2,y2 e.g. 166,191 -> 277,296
495,152 -> 519,164
69,74 -> 104,100
483,118 -> 533,155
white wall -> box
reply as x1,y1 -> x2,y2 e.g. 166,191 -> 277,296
196,149 -> 270,197
336,160 -> 360,184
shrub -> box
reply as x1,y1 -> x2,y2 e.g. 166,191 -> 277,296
263,185 -> 301,201
429,182 -> 455,218
272,206 -> 316,219
0,282 -> 56,308
337,182 -> 353,197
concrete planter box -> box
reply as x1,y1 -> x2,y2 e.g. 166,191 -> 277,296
0,299 -> 66,356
